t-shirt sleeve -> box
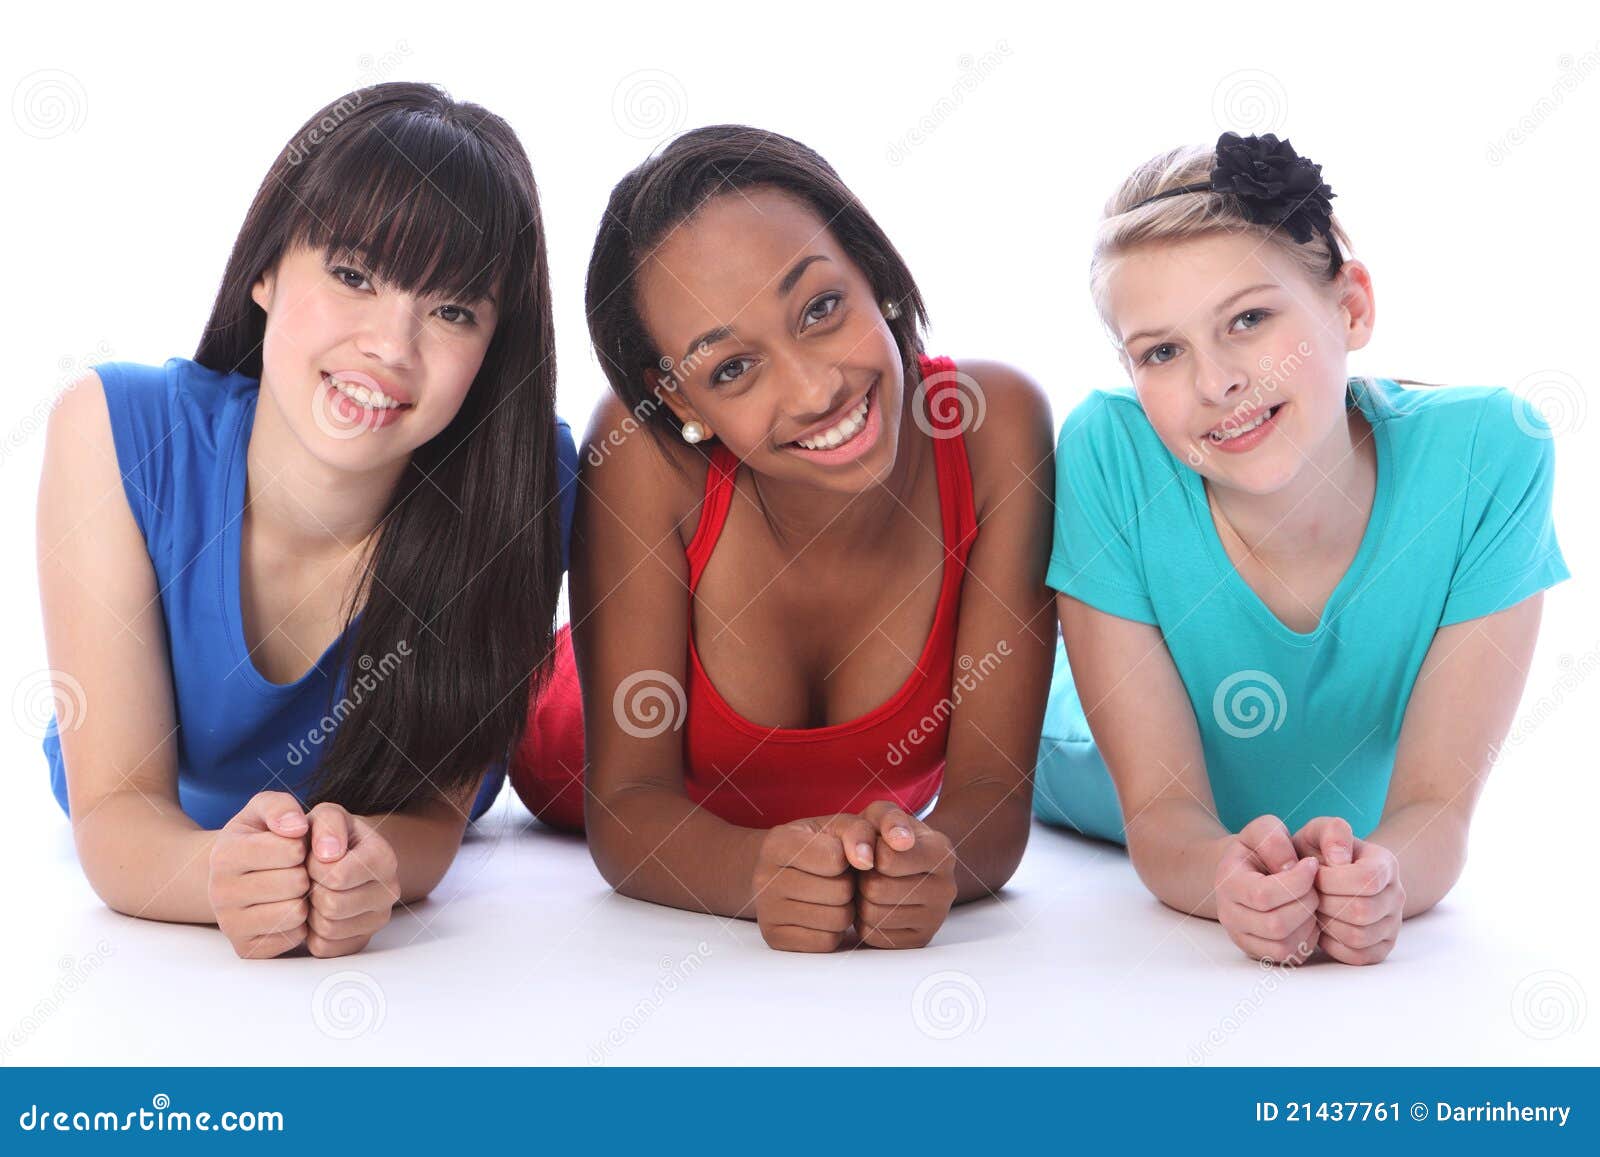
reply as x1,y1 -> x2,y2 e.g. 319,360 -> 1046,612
92,360 -> 174,559
1439,388 -> 1571,626
554,416 -> 578,576
1045,395 -> 1158,625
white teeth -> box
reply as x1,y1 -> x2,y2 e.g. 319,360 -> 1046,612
328,376 -> 402,410
1210,407 -> 1274,442
795,396 -> 870,451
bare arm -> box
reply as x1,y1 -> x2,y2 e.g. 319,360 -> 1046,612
38,370 -> 223,923
922,361 -> 1056,903
1056,592 -> 1236,917
573,396 -> 767,918
1365,593 -> 1544,917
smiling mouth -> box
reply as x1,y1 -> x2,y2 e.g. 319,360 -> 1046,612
321,371 -> 414,411
784,381 -> 876,450
1208,402 -> 1285,443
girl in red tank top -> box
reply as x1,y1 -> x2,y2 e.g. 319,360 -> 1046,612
516,126 -> 1055,953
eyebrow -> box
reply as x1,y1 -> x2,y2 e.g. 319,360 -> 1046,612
1121,283 -> 1279,348
681,254 -> 833,365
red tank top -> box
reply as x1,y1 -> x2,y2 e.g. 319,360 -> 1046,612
681,353 -> 979,826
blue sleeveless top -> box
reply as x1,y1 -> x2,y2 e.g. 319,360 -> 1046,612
45,357 -> 578,829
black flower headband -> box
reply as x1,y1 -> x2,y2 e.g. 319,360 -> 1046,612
1130,131 -> 1343,276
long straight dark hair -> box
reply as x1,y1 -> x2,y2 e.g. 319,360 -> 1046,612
195,82 -> 563,817
585,125 -> 929,452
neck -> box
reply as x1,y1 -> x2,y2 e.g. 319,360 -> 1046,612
1208,403 -> 1376,561
245,379 -> 409,560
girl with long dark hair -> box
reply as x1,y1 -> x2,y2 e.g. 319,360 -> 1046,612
37,83 -> 576,958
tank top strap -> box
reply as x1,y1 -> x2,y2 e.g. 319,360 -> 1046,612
684,442 -> 742,589
915,353 -> 980,561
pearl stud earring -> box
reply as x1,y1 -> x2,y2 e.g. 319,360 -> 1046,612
681,420 -> 706,444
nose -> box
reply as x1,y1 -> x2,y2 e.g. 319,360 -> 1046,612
1192,345 -> 1250,407
354,292 -> 421,367
779,347 -> 847,426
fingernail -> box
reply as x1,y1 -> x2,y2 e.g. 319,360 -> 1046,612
891,826 -> 912,843
856,842 -> 874,866
1330,844 -> 1351,865
316,837 -> 340,859
1280,861 -> 1296,873
278,813 -> 306,830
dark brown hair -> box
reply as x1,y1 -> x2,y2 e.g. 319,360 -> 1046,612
195,82 -> 562,816
585,124 -> 928,447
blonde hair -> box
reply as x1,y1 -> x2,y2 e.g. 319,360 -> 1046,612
1089,143 -> 1351,333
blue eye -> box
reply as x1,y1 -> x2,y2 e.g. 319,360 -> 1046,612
1232,308 -> 1271,331
802,292 -> 842,329
712,357 -> 752,386
1142,342 -> 1179,366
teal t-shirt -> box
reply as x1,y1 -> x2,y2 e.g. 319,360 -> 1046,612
1044,376 -> 1570,838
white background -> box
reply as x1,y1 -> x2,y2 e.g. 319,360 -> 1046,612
2,0 -> 1596,1065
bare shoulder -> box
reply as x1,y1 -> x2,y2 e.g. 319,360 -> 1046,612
944,358 -> 1055,502
579,391 -> 712,547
